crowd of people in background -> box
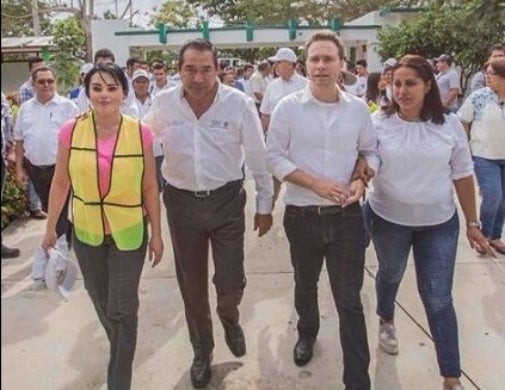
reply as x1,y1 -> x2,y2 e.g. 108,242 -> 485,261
1,33 -> 504,390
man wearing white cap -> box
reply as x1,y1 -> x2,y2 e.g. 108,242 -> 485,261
260,48 -> 308,207
260,48 -> 308,132
72,63 -> 93,111
132,69 -> 152,120
132,69 -> 165,192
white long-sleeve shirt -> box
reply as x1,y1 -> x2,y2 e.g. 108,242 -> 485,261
259,73 -> 308,116
144,83 -> 273,214
266,87 -> 379,207
369,112 -> 474,226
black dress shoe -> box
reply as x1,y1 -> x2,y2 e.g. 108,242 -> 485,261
190,354 -> 212,388
1,245 -> 20,259
293,337 -> 315,366
223,323 -> 246,357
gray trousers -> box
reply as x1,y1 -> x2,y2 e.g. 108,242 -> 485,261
163,180 -> 246,358
73,229 -> 147,390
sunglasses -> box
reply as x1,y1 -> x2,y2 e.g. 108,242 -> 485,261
36,79 -> 55,85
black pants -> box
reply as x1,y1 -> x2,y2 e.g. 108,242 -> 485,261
73,231 -> 147,390
284,202 -> 371,390
24,158 -> 70,240
163,180 -> 246,358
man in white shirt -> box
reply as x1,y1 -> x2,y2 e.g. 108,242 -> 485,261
18,55 -> 46,219
249,61 -> 271,111
266,30 -> 377,390
150,62 -> 177,97
354,59 -> 369,98
144,38 -> 273,389
260,47 -> 308,132
435,54 -> 461,112
14,66 -> 79,251
132,68 -> 164,192
132,69 -> 152,120
260,47 -> 308,207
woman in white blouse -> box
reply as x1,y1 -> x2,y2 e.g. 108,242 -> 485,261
363,54 -> 492,390
458,57 -> 505,255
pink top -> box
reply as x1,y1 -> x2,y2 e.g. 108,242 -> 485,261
59,118 -> 153,197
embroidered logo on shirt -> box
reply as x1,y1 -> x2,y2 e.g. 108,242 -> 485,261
209,120 -> 229,129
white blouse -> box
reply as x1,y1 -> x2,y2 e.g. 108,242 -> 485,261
369,112 -> 473,226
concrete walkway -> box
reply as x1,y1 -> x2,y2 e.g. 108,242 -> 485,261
2,178 -> 504,389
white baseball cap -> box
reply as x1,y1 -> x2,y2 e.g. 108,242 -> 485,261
132,69 -> 150,82
383,58 -> 397,70
80,62 -> 94,75
268,48 -> 297,63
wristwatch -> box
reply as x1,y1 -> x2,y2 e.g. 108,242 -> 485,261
466,221 -> 481,229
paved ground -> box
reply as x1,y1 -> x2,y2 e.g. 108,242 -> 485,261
2,178 -> 504,389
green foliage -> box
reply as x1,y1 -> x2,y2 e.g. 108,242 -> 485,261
1,0 -> 52,36
376,2 -> 505,93
1,169 -> 28,230
151,0 -> 201,28
185,0 -> 419,25
48,17 -> 86,95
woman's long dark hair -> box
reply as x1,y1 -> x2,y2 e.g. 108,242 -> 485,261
366,71 -> 389,107
384,54 -> 446,125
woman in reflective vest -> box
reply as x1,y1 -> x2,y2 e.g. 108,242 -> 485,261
41,62 -> 163,390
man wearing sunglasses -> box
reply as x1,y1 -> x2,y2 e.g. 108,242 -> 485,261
14,66 -> 79,287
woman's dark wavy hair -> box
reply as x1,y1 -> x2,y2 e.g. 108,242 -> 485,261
83,62 -> 129,98
384,54 -> 445,125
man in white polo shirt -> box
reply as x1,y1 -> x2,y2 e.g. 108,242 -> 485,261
266,30 -> 377,390
14,66 -> 79,252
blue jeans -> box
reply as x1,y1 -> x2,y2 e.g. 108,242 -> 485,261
73,230 -> 147,390
363,203 -> 461,378
28,180 -> 41,211
284,202 -> 370,390
473,157 -> 505,240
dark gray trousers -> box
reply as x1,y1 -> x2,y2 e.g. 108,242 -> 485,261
163,180 -> 246,358
73,230 -> 147,390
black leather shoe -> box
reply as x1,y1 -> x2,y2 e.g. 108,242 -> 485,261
293,337 -> 315,366
1,245 -> 20,259
223,323 -> 246,357
190,354 -> 212,388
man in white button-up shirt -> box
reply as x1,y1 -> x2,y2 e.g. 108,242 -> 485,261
266,30 -> 378,390
260,47 -> 309,207
260,47 -> 308,132
14,66 -> 79,253
144,38 -> 273,389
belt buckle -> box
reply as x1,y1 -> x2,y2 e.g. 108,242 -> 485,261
194,190 -> 210,198
317,206 -> 323,215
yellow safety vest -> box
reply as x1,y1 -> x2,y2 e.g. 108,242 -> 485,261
68,112 -> 145,250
